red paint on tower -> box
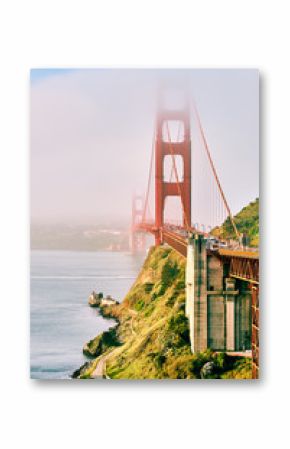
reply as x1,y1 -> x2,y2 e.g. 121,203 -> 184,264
155,106 -> 191,244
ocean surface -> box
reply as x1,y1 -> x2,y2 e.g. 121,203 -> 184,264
30,250 -> 144,379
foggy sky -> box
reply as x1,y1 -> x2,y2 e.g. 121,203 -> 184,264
30,69 -> 259,226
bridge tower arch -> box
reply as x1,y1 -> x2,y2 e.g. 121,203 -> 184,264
155,106 -> 191,244
130,194 -> 146,253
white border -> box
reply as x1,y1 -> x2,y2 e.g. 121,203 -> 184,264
0,1 -> 289,448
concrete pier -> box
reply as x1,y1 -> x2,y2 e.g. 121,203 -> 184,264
186,235 -> 207,352
185,235 -> 251,353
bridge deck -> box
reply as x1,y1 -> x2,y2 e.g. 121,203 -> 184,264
218,248 -> 259,260
135,223 -> 259,284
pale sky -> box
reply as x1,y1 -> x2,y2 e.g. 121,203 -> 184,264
30,69 -> 259,227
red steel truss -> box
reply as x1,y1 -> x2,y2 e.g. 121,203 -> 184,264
251,285 -> 259,379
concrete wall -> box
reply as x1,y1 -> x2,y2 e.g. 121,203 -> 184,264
207,254 -> 223,290
235,289 -> 252,350
207,295 -> 225,350
185,236 -> 252,353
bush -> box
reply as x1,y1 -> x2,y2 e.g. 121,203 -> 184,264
144,282 -> 154,293
135,299 -> 145,311
83,326 -> 120,357
154,353 -> 166,369
213,352 -> 228,370
176,280 -> 185,290
166,291 -> 178,307
167,313 -> 190,343
189,350 -> 214,377
162,312 -> 190,350
143,303 -> 155,317
221,357 -> 252,379
166,354 -> 198,379
161,261 -> 179,286
155,283 -> 166,297
102,327 -> 119,347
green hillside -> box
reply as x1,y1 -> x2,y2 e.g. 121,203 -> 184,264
75,246 -> 252,379
212,198 -> 259,246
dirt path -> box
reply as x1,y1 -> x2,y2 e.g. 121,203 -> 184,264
128,308 -> 137,336
91,308 -> 138,379
91,351 -> 116,378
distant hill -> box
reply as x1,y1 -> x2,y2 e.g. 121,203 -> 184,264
212,198 -> 259,247
30,223 -> 130,251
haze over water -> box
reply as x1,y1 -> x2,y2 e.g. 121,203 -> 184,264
30,250 -> 144,379
31,69 -> 259,227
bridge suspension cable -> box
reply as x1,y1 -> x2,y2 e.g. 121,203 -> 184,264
192,101 -> 239,239
142,125 -> 155,223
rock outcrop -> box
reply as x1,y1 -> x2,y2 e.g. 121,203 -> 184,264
88,291 -> 102,307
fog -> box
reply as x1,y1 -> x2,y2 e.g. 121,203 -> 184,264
30,69 -> 259,226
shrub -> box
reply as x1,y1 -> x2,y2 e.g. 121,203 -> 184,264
176,280 -> 185,290
162,312 -> 190,350
213,352 -> 228,370
135,299 -> 145,311
143,303 -> 155,317
155,282 -> 166,297
83,326 -> 120,357
166,291 -> 178,307
161,261 -> 179,286
154,353 -> 166,369
166,354 -> 198,379
167,313 -> 190,343
189,350 -> 214,377
101,327 -> 119,347
144,282 -> 154,293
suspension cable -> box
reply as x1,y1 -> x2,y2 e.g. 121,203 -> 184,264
142,125 -> 155,223
192,101 -> 239,239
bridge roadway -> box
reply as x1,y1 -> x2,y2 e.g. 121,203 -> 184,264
136,223 -> 259,285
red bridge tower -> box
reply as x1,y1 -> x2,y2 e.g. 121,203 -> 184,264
155,106 -> 191,244
130,194 -> 146,253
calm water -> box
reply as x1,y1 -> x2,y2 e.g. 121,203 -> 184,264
30,250 -> 144,379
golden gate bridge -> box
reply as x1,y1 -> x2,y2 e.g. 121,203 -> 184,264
130,94 -> 259,378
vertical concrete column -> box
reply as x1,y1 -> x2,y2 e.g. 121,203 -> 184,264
186,241 -> 195,351
194,235 -> 207,351
225,278 -> 236,351
186,234 -> 207,353
226,298 -> 235,350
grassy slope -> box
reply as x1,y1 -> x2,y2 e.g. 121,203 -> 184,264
212,198 -> 259,246
79,246 -> 252,379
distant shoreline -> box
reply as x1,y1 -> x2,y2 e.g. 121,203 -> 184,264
30,247 -> 131,252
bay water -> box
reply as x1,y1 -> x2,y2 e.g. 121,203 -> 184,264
30,250 -> 144,379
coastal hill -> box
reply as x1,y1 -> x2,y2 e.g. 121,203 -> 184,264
31,223 -> 129,251
75,245 -> 252,379
212,197 -> 259,246
73,198 -> 258,379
